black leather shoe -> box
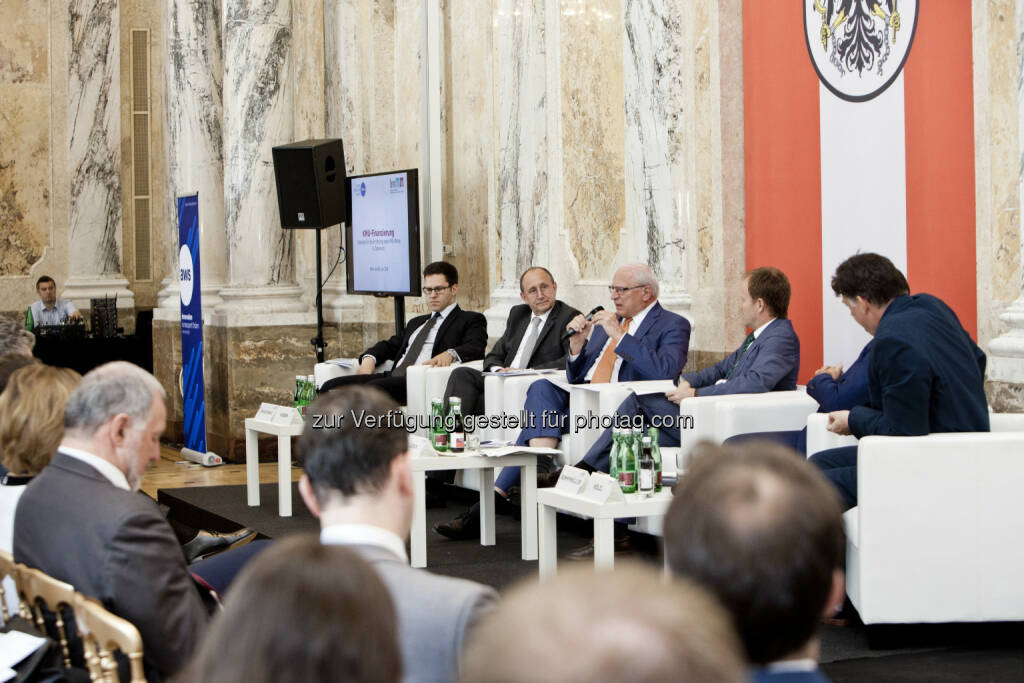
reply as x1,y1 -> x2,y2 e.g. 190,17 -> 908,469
433,506 -> 480,541
565,535 -> 633,561
537,468 -> 563,488
183,528 -> 257,563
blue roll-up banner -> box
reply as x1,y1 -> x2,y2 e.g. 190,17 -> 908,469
177,194 -> 207,453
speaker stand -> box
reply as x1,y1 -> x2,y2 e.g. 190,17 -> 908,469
311,228 -> 327,363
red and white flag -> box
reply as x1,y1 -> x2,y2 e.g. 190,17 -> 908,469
744,0 -> 976,380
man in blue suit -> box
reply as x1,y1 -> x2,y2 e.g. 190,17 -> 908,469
434,263 -> 690,540
810,253 -> 989,510
574,266 -> 799,474
666,443 -> 844,682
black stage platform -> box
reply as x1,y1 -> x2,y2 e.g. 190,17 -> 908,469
159,483 -> 1024,681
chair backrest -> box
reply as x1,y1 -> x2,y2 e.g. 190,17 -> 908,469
17,564 -> 76,668
73,592 -> 146,683
0,549 -> 25,624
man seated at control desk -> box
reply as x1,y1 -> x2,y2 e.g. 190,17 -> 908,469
26,275 -> 82,328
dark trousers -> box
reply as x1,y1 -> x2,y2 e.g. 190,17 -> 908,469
318,372 -> 408,405
581,393 -> 681,472
190,540 -> 272,595
809,445 -> 858,510
443,366 -> 486,415
722,428 -> 807,455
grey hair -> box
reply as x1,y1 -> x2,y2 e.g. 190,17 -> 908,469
0,318 -> 35,356
617,262 -> 659,299
64,362 -> 167,435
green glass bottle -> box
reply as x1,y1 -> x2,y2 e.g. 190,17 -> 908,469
608,429 -> 621,484
430,398 -> 448,452
621,429 -> 639,494
24,306 -> 33,331
647,426 -> 663,492
294,375 -> 304,414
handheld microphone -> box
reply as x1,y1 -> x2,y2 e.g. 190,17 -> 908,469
562,306 -> 605,341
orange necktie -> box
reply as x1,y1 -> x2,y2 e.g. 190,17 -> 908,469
591,317 -> 632,383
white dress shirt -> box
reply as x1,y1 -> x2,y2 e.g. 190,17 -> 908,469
391,302 -> 458,368
505,309 -> 552,370
320,523 -> 409,563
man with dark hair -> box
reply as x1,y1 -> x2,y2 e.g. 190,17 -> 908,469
810,253 -> 989,510
298,386 -> 496,683
27,275 -> 81,328
665,443 -> 845,682
319,261 -> 488,404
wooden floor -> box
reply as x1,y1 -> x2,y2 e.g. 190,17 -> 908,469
140,444 -> 302,499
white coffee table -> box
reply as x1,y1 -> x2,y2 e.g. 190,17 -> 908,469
537,488 -> 673,576
410,450 -> 541,568
244,417 -> 304,517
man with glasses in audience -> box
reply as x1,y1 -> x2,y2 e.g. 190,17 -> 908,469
319,261 -> 488,404
434,262 -> 690,541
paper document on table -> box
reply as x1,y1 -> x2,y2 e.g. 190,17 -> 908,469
324,357 -> 356,368
481,368 -> 559,377
0,630 -> 48,674
479,446 -> 561,458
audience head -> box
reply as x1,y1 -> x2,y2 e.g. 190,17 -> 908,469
0,364 -> 81,476
62,362 -> 167,491
610,263 -> 659,318
298,387 -> 413,534
35,275 -> 57,307
0,353 -> 37,392
519,267 -> 558,316
743,267 -> 790,324
0,319 -> 34,357
664,443 -> 845,665
423,261 -> 459,312
463,564 -> 745,683
187,534 -> 401,683
831,253 -> 910,335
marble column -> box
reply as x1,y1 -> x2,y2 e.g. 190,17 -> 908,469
623,0 -> 691,320
213,0 -> 307,325
985,0 -> 1024,406
64,0 -> 135,311
156,0 -> 228,319
487,0 -> 550,335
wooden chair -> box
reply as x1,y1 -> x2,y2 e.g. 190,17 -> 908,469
17,563 -> 76,668
0,549 -> 26,624
73,592 -> 146,683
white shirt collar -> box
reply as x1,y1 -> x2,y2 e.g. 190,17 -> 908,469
626,300 -> 657,331
320,523 -> 409,563
58,446 -> 131,491
436,302 -> 457,320
763,659 -> 818,673
752,317 -> 776,339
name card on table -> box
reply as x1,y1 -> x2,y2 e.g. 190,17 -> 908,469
253,403 -> 304,426
554,465 -> 590,495
582,472 -> 625,504
254,403 -> 278,422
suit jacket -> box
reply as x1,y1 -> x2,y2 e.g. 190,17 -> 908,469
363,304 -> 488,367
343,543 -> 497,683
567,302 -> 691,384
13,453 -> 207,682
751,666 -> 831,683
683,318 -> 800,396
849,293 -> 989,438
806,340 -> 873,413
483,300 -> 581,370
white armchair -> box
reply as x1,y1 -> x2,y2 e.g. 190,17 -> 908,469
846,431 -> 1024,624
405,361 -> 483,437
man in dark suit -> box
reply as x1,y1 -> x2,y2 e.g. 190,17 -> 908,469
666,443 -> 845,683
434,262 -> 691,540
443,266 -> 580,416
14,362 -> 208,682
810,253 -> 989,510
298,386 -> 497,683
575,266 -> 799,474
320,261 -> 488,404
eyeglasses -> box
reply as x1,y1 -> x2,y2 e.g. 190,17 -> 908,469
422,285 -> 452,295
608,285 -> 646,295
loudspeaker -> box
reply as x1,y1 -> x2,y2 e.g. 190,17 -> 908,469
271,138 -> 346,229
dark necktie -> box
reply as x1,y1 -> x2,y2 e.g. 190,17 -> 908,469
393,313 -> 439,376
726,332 -> 755,379
516,317 -> 543,367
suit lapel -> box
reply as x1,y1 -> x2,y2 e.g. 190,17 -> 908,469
532,301 -> 562,351
631,302 -> 662,340
432,305 -> 460,349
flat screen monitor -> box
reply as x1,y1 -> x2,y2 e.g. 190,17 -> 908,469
344,169 -> 421,297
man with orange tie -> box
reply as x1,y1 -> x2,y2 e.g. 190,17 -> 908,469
434,262 -> 690,541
